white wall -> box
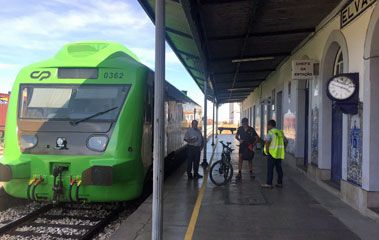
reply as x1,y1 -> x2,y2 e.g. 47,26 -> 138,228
242,2 -> 378,189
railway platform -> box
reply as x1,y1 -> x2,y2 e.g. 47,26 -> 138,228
111,134 -> 379,240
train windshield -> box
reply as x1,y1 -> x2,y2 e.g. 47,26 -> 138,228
18,84 -> 130,121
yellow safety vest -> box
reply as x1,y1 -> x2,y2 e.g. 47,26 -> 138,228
264,128 -> 285,159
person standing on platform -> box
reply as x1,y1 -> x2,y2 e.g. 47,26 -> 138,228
184,120 -> 204,179
261,119 -> 288,188
235,118 -> 259,179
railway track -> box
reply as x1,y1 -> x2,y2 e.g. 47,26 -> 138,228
0,202 -> 123,240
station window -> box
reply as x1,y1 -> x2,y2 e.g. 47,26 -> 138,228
334,48 -> 344,75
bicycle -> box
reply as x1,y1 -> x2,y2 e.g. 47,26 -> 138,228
210,141 -> 234,186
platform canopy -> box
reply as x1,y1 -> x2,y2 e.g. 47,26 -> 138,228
138,0 -> 341,103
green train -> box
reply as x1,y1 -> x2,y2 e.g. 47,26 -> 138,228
0,41 -> 201,203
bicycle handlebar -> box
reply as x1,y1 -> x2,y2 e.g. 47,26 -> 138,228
220,141 -> 234,152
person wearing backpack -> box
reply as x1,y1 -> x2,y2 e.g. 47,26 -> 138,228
261,119 -> 288,188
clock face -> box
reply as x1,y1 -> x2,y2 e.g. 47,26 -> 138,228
328,76 -> 356,100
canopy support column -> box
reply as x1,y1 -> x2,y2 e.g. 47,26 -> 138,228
212,101 -> 215,146
216,104 -> 219,138
152,0 -> 165,239
202,79 -> 208,168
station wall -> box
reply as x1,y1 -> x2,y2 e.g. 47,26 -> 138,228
241,1 -> 379,217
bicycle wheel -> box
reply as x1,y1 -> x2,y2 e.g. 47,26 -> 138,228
210,160 -> 233,186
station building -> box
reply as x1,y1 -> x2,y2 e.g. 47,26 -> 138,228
138,0 -> 379,222
240,0 -> 379,217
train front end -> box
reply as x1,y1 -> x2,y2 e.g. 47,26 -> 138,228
0,41 -> 147,202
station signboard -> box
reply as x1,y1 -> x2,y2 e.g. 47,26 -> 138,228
292,60 -> 314,80
341,0 -> 377,28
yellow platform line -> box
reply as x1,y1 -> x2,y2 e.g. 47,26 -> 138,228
185,140 -> 218,240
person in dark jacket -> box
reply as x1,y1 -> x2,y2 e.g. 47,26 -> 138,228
235,118 -> 259,179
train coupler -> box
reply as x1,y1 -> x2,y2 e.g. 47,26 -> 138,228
52,166 -> 69,204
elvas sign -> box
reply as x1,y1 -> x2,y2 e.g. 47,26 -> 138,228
341,0 -> 377,28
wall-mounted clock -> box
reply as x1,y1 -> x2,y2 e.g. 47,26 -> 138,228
326,73 -> 359,115
327,75 -> 356,101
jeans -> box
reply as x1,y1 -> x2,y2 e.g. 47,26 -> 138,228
266,155 -> 283,185
187,145 -> 201,176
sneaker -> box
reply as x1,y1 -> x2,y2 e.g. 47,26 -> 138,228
276,184 -> 283,188
235,172 -> 242,179
187,173 -> 193,179
261,184 -> 273,188
194,174 -> 203,179
250,171 -> 255,179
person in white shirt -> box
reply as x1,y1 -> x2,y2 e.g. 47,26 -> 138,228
184,120 -> 204,179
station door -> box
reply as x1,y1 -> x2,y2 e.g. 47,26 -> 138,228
331,105 -> 343,184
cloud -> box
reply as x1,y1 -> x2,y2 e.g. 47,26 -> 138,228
0,0 -> 153,50
0,63 -> 22,70
0,0 -> 202,101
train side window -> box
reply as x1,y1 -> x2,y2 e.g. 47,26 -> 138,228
178,104 -> 183,122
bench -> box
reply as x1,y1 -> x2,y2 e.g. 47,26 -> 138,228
218,127 -> 237,134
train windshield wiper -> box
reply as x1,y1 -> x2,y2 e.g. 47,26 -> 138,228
70,107 -> 118,126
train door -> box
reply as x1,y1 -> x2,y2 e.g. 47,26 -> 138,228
141,75 -> 154,168
331,48 -> 344,184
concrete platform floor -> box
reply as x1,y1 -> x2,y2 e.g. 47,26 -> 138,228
111,134 -> 379,240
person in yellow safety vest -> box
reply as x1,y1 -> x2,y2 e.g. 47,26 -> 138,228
261,119 -> 288,188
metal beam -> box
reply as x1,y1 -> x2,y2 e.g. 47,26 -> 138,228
176,49 -> 200,59
200,0 -> 250,4
166,27 -> 193,39
216,85 -> 260,90
221,99 -> 244,103
194,76 -> 206,81
208,28 -> 315,41
213,52 -> 290,62
214,69 -> 275,75
221,99 -> 244,102
187,65 -> 201,72
152,0 -> 165,239
218,93 -> 251,97
218,91 -> 252,94
217,93 -> 254,97
215,78 -> 265,84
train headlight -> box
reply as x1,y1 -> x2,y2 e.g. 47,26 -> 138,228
21,135 -> 38,149
87,135 -> 108,152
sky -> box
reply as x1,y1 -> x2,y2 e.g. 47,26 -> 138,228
0,0 -> 230,121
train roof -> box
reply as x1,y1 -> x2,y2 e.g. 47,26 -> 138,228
22,41 -> 200,107
165,81 -> 200,107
